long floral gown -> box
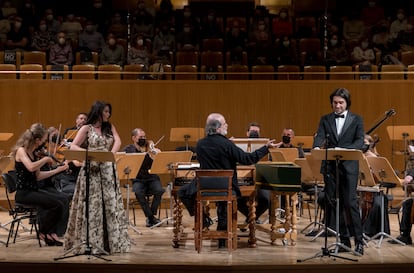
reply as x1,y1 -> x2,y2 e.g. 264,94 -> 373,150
64,125 -> 130,254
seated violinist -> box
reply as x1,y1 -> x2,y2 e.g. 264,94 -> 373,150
12,123 -> 69,245
122,128 -> 165,227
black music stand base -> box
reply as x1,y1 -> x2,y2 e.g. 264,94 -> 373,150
54,241 -> 112,261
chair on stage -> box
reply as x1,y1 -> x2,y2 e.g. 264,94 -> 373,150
194,169 -> 237,253
1,172 -> 41,247
365,156 -> 406,246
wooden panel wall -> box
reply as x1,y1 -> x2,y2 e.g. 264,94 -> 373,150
0,79 -> 413,173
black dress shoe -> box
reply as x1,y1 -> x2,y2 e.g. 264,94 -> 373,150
389,235 -> 412,245
337,238 -> 352,252
218,239 -> 226,249
355,243 -> 364,255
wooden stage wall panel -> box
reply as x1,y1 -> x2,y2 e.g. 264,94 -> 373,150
0,80 -> 412,171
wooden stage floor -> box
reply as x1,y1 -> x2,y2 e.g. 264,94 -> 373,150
1,199 -> 414,273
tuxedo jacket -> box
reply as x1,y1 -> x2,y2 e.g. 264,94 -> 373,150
313,111 -> 365,175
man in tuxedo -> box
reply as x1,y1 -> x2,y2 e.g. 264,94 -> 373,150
313,88 -> 365,255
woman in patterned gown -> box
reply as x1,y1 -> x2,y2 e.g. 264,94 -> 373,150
64,101 -> 130,254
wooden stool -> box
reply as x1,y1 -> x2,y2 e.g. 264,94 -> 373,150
194,170 -> 237,253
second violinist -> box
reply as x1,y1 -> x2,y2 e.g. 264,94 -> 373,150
122,128 -> 165,228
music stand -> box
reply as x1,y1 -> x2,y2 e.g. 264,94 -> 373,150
148,151 -> 193,228
231,138 -> 269,153
295,156 -> 325,236
170,128 -> 204,151
55,150 -> 115,262
115,152 -> 146,235
386,125 -> 414,168
292,136 -> 314,152
298,149 -> 364,263
269,148 -> 299,162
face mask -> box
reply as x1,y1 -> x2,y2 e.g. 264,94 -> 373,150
67,15 -> 74,21
248,130 -> 259,138
25,3 -> 31,8
14,22 -> 22,28
59,37 -> 66,44
397,13 -> 404,20
368,1 -> 375,7
258,25 -> 265,31
184,27 -> 191,33
137,138 -> 146,147
283,41 -> 290,47
184,12 -> 191,18
279,12 -> 287,19
137,39 -> 144,46
282,135 -> 291,144
330,39 -> 338,46
108,38 -> 116,46
39,24 -> 47,32
46,14 -> 53,21
208,15 -> 214,21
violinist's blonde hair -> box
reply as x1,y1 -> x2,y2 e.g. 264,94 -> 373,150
10,123 -> 47,158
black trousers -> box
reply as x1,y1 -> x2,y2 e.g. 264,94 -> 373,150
324,166 -> 363,244
15,188 -> 69,236
132,174 -> 165,218
400,198 -> 413,237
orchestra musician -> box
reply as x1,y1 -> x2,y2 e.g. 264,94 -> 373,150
11,123 -> 69,246
63,112 -> 88,142
122,128 -> 165,228
194,113 -> 277,248
313,88 -> 365,255
389,169 -> 414,245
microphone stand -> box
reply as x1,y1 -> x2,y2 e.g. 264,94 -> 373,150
298,134 -> 358,262
55,144 -> 111,261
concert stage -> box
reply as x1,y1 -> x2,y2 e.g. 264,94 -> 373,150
1,198 -> 414,273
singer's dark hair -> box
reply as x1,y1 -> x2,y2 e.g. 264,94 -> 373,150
329,87 -> 351,109
86,101 -> 113,136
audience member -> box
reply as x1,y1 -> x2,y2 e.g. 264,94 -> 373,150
325,34 -> 350,67
1,0 -> 17,19
60,13 -> 83,44
107,11 -> 127,40
78,20 -> 105,53
272,35 -> 298,66
351,37 -> 376,66
199,9 -> 223,40
5,15 -> 30,51
342,9 -> 365,43
99,32 -> 125,65
19,0 -> 38,36
127,34 -> 151,70
271,8 -> 293,41
152,21 -> 175,61
0,10 -> 10,48
49,31 -> 73,66
248,18 -> 273,65
361,0 -> 385,32
131,3 -> 155,40
43,8 -> 61,36
30,19 -> 55,52
175,21 -> 199,51
390,9 -> 407,42
225,19 -> 248,54
88,0 -> 111,37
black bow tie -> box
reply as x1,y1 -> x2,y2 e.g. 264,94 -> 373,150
335,113 -> 345,118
